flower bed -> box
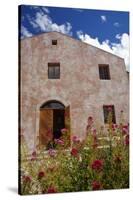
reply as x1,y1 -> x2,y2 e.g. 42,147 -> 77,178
20,115 -> 129,195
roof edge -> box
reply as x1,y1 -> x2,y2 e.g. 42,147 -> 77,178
20,31 -> 125,60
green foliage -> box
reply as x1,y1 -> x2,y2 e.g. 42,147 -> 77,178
20,114 -> 129,195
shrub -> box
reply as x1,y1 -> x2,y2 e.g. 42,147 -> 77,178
20,112 -> 129,195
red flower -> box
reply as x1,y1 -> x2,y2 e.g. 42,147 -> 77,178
32,151 -> 36,157
71,148 -> 78,157
123,125 -> 128,129
91,159 -> 103,171
31,150 -> 37,161
92,181 -> 101,190
47,186 -> 57,193
23,175 -> 32,183
38,171 -> 45,179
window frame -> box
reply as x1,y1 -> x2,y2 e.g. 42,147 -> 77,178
48,63 -> 60,79
52,40 -> 57,45
99,64 -> 111,80
103,105 -> 116,124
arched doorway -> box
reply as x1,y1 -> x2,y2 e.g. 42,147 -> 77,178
39,100 -> 70,149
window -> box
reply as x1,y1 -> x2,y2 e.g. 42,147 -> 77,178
103,105 -> 116,124
99,64 -> 110,80
52,40 -> 57,45
48,63 -> 60,79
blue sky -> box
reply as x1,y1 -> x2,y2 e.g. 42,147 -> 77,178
20,5 -> 129,70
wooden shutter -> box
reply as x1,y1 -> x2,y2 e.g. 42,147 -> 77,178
65,106 -> 70,129
39,109 -> 53,146
65,105 -> 70,147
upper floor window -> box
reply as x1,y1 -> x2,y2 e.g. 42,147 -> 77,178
103,105 -> 116,124
99,64 -> 110,80
48,63 -> 60,79
52,40 -> 57,45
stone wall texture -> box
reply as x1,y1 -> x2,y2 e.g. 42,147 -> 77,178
20,31 -> 129,151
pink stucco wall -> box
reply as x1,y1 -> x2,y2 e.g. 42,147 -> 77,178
20,31 -> 129,151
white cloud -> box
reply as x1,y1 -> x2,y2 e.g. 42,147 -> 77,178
113,22 -> 120,27
101,15 -> 107,23
115,34 -> 121,39
77,31 -> 129,71
112,33 -> 129,70
21,26 -> 33,39
41,7 -> 50,14
30,6 -> 50,14
29,12 -> 72,36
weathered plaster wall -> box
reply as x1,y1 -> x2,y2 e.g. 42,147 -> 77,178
20,32 -> 129,151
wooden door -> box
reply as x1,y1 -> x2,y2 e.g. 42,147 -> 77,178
39,109 -> 53,146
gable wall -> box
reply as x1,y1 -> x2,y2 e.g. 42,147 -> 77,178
20,32 -> 129,151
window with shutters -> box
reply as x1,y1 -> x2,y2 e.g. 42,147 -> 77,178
103,105 -> 116,123
52,40 -> 57,45
99,64 -> 110,80
48,63 -> 60,79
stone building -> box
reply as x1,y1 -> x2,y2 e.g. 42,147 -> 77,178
20,31 -> 129,151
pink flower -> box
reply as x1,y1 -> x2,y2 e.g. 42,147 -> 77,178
72,136 -> 80,143
112,124 -> 118,129
71,148 -> 78,157
47,186 -> 57,193
91,159 -> 104,172
92,181 -> 101,190
54,139 -> 64,145
122,125 -> 129,135
122,128 -> 128,135
61,128 -> 68,133
48,149 -> 56,157
38,171 -> 45,179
